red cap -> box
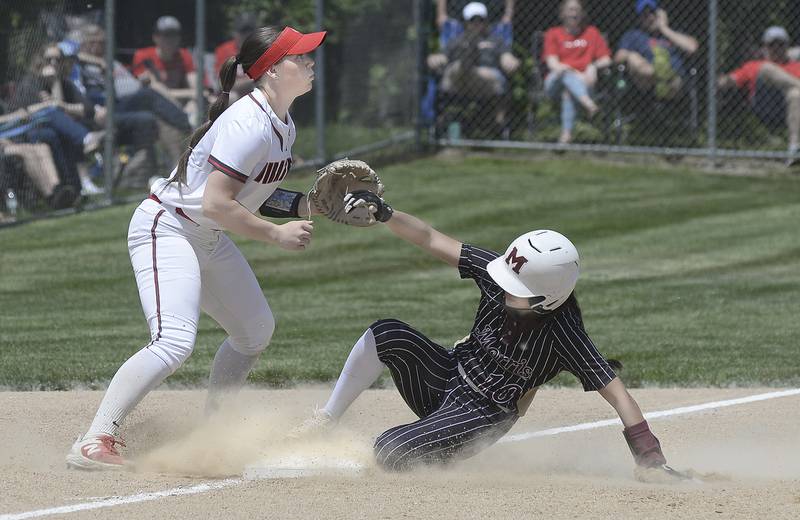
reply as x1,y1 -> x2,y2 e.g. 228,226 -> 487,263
245,27 -> 327,80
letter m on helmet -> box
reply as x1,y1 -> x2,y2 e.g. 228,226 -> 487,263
505,247 -> 528,274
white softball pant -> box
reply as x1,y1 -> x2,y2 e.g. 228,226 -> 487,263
128,198 -> 274,373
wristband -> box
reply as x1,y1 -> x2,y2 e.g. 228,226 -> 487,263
259,188 -> 303,218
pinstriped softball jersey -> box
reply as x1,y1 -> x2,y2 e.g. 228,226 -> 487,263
371,318 -> 517,471
455,244 -> 617,409
367,244 -> 617,470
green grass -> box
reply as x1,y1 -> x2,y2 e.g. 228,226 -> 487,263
1,156 -> 799,390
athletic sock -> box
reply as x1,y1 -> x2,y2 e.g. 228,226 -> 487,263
322,328 -> 384,419
206,339 -> 259,413
87,347 -> 171,437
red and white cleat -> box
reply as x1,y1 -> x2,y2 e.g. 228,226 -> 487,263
66,434 -> 129,471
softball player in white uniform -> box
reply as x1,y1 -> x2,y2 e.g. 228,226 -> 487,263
67,26 -> 326,470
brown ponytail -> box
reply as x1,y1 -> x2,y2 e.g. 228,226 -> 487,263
172,26 -> 282,185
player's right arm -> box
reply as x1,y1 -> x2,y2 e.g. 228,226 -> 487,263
384,210 -> 462,268
203,171 -> 312,251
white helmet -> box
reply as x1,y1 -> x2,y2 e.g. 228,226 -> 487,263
486,230 -> 580,312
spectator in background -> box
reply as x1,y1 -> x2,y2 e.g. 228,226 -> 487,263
718,26 -> 800,166
6,46 -> 104,198
436,0 -> 514,32
614,0 -> 698,100
214,12 -> 257,101
78,24 -> 191,169
132,16 -> 199,117
0,138 -> 75,209
48,42 -> 160,186
428,2 -> 520,130
543,0 -> 611,144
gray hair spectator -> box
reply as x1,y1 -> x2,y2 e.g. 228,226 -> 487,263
614,0 -> 698,99
718,26 -> 800,166
77,24 -> 192,175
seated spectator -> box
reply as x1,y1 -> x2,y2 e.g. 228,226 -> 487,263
5,48 -> 104,198
427,2 -> 520,128
132,16 -> 199,112
0,139 -> 77,209
47,42 -> 160,187
214,12 -> 257,101
614,0 -> 698,99
435,0 -> 514,37
543,0 -> 611,144
78,24 -> 191,169
718,26 -> 800,166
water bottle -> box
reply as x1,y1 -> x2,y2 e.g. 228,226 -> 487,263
5,188 -> 18,219
447,122 -> 461,141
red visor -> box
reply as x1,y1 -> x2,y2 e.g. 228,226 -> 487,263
245,27 -> 327,80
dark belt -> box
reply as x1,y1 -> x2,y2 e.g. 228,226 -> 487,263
457,362 -> 514,413
148,193 -> 198,225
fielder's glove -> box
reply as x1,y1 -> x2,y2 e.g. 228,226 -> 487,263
307,159 -> 384,226
344,190 -> 393,223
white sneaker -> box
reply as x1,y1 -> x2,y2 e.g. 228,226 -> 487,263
287,408 -> 336,439
80,176 -> 105,196
66,434 -> 128,471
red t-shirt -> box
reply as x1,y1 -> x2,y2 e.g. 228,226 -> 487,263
132,47 -> 195,89
542,25 -> 610,72
730,59 -> 800,100
214,39 -> 238,76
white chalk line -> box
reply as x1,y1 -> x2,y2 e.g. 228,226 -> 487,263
0,479 -> 242,520
3,388 -> 799,520
500,387 -> 800,443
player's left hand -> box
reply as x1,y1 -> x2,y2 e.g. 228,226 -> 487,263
634,464 -> 701,484
344,190 -> 393,223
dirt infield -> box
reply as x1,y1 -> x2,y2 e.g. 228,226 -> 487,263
2,387 -> 799,519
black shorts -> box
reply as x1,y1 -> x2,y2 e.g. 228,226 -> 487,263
370,318 -> 517,471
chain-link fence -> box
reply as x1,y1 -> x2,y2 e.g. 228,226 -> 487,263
427,0 -> 800,163
0,0 -> 419,224
4,0 -> 799,224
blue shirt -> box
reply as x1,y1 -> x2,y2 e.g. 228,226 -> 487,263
618,29 -> 686,76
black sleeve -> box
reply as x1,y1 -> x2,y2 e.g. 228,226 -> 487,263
259,188 -> 303,218
458,244 -> 501,284
551,307 -> 616,392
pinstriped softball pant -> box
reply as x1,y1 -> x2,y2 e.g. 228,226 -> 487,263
370,319 -> 518,471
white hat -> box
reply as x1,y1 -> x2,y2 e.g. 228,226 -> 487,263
156,16 -> 182,33
763,26 -> 790,44
462,2 -> 489,21
487,230 -> 580,312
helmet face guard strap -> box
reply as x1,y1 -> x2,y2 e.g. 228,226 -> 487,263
503,295 -> 549,323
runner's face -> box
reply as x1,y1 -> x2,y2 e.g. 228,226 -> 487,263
504,292 -> 549,322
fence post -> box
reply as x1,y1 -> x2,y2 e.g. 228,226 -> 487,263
315,0 -> 326,163
103,0 -> 116,203
707,0 -> 718,165
194,0 -> 207,120
414,0 -> 429,151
